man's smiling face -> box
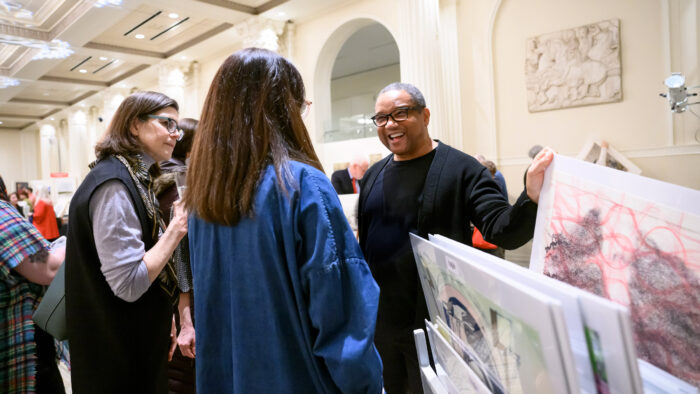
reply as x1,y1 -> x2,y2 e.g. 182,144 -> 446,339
373,89 -> 431,161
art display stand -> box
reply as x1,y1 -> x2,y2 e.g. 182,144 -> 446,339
411,233 -> 699,394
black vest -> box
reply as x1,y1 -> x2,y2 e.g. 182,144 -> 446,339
65,156 -> 170,394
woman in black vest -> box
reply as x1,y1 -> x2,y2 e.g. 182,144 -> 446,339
65,91 -> 188,393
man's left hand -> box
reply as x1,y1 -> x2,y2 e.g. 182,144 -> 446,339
526,147 -> 554,204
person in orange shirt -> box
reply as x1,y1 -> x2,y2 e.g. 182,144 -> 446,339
33,186 -> 60,241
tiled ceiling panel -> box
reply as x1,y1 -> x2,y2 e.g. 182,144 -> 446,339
89,5 -> 222,54
0,44 -> 28,68
0,119 -> 33,129
14,83 -> 90,102
227,0 -> 272,7
0,102 -> 61,117
0,0 -> 80,31
44,53 -> 140,82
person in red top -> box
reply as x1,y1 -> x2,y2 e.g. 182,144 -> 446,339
32,187 -> 59,241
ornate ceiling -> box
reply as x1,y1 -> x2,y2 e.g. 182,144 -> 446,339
0,0 -> 345,130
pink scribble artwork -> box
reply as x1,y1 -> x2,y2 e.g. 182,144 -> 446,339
541,176 -> 700,387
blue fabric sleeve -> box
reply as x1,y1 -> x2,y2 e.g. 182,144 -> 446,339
298,169 -> 383,394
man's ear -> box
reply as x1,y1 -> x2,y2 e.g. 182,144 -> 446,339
423,108 -> 430,127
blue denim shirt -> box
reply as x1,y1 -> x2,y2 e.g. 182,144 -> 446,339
190,161 -> 383,393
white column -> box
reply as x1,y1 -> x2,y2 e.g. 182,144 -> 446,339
57,119 -> 69,174
234,17 -> 286,52
182,61 -> 200,118
39,123 -> 57,179
101,89 -> 128,129
87,106 -> 101,164
19,127 -> 40,183
398,0 -> 447,142
439,0 -> 464,152
278,21 -> 295,60
67,110 -> 89,178
157,62 -> 188,111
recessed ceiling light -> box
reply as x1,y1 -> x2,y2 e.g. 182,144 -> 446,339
79,69 -> 87,73
43,92 -> 50,96
50,117 -> 55,121
135,34 -> 145,39
180,55 -> 187,60
99,56 -> 108,61
0,121 -> 3,125
168,13 -> 179,19
277,11 -> 286,17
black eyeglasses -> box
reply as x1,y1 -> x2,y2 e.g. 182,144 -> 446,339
143,115 -> 183,141
370,106 -> 423,127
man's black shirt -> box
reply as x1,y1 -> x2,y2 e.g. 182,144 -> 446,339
363,149 -> 436,329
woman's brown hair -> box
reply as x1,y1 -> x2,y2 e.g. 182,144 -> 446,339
95,91 -> 178,159
185,48 -> 322,225
172,118 -> 198,160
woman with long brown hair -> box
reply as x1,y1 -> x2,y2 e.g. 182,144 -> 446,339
65,91 -> 188,393
185,48 -> 383,393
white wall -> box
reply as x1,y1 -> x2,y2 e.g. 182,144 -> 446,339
457,0 -> 700,194
329,63 -> 399,138
195,44 -> 244,118
332,63 -> 400,102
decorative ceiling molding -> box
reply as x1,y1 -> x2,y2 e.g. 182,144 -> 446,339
39,75 -> 109,87
47,0 -> 98,41
10,97 -> 71,107
255,0 -> 288,15
107,64 -> 149,85
164,22 -> 233,57
31,63 -> 150,116
0,123 -> 31,130
69,90 -> 98,105
0,113 -> 42,121
0,0 -> 316,132
41,108 -> 63,119
195,0 -> 289,15
195,0 -> 256,15
82,42 -> 165,59
0,24 -> 49,41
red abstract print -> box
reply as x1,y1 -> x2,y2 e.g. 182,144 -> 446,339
542,179 -> 700,386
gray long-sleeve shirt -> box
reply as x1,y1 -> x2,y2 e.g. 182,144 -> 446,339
89,157 -> 155,302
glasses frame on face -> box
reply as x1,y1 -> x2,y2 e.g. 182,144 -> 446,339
143,114 -> 183,141
370,106 -> 424,127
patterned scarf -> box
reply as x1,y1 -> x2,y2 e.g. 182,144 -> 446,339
92,153 -> 179,301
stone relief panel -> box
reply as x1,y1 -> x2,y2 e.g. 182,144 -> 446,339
525,19 -> 621,112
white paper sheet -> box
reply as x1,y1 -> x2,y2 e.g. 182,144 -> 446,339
410,234 -> 578,394
530,154 -> 700,387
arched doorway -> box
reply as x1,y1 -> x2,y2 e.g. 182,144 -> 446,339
312,18 -> 399,173
326,23 -> 399,143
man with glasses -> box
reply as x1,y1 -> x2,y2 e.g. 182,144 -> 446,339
358,82 -> 554,393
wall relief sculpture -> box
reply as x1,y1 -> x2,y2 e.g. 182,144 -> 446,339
525,19 -> 621,112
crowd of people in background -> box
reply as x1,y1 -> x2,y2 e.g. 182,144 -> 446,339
0,181 -> 56,227
0,47 -> 553,393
